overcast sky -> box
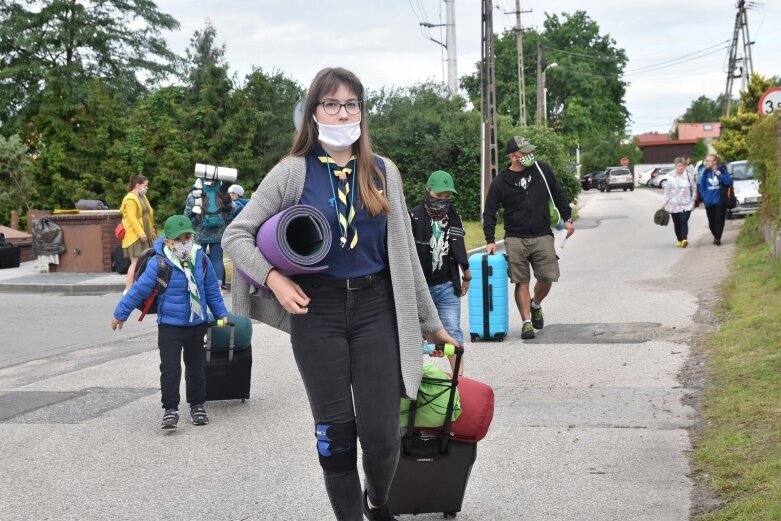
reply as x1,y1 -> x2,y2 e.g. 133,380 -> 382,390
156,0 -> 781,135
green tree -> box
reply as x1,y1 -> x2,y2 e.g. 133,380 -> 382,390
0,0 -> 181,130
715,74 -> 774,162
110,85 -> 194,219
746,112 -> 780,222
0,134 -> 36,225
369,83 -> 484,219
219,68 -> 303,189
461,10 -> 628,138
184,21 -> 234,162
678,95 -> 722,123
580,132 -> 641,174
542,11 -> 629,137
31,77 -> 129,209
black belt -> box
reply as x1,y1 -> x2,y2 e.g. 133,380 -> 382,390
302,271 -> 388,291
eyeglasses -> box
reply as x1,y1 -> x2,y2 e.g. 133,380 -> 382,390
319,100 -> 363,116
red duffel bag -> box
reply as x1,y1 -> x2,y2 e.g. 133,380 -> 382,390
422,374 -> 494,443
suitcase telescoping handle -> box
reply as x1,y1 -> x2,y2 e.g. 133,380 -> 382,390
403,346 -> 464,454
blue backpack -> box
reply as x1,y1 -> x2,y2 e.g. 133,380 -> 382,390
199,181 -> 230,228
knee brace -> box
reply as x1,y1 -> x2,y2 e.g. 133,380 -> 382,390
315,421 -> 357,472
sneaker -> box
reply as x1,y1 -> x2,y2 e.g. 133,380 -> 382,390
161,408 -> 179,430
714,239 -> 721,246
521,322 -> 536,339
681,239 -> 688,248
676,241 -> 683,247
531,305 -> 544,329
362,490 -> 398,521
190,405 -> 209,426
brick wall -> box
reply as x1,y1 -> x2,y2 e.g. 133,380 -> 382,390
48,211 -> 122,273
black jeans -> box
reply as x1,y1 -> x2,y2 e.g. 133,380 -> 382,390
290,277 -> 401,521
705,204 -> 726,241
671,211 -> 691,241
157,323 -> 209,410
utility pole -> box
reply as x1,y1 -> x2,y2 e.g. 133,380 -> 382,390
420,1 -> 458,96
535,43 -> 543,127
445,0 -> 458,96
506,0 -> 532,128
480,0 -> 498,216
723,0 -> 754,116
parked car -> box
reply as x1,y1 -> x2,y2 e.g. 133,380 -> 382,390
598,167 -> 634,192
591,170 -> 608,191
636,165 -> 673,186
580,170 -> 603,191
648,167 -> 675,188
727,160 -> 761,218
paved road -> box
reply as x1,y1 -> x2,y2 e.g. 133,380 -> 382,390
0,187 -> 739,520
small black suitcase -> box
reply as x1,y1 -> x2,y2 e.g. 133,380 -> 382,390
388,349 -> 476,518
204,319 -> 252,402
0,233 -> 21,269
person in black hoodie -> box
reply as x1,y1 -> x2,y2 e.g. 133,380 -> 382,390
483,136 -> 574,339
410,170 -> 471,374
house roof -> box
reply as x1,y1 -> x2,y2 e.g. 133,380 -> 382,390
635,133 -> 698,148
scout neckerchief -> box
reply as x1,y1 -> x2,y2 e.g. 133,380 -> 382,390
319,154 -> 358,249
164,245 -> 204,321
430,217 -> 449,272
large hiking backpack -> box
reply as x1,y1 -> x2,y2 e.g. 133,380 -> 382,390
198,181 -> 232,228
133,248 -> 207,321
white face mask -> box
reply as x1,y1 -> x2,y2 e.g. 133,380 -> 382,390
314,116 -> 361,151
170,239 -> 193,261
138,187 -> 148,196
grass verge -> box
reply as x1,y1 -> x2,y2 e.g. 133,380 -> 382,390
693,216 -> 781,520
462,220 -> 503,251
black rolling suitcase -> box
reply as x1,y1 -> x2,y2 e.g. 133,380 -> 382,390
204,313 -> 252,402
388,348 -> 476,518
0,233 -> 21,269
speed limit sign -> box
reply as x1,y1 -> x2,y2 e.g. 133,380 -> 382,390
758,87 -> 781,117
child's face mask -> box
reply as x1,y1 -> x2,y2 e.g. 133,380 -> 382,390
168,237 -> 194,261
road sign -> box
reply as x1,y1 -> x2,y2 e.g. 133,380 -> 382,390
620,156 -> 629,166
758,87 -> 781,117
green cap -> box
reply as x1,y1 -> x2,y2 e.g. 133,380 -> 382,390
426,170 -> 458,194
164,214 -> 195,239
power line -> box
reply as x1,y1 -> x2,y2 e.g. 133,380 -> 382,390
542,45 -> 617,63
626,45 -> 729,76
626,41 -> 730,75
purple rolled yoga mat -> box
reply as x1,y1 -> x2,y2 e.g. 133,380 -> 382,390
236,204 -> 331,288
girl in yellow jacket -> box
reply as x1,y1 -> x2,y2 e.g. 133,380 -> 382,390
120,175 -> 156,292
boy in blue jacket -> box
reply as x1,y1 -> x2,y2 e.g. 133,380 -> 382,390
112,214 -> 229,429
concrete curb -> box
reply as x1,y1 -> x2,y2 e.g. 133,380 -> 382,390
0,282 -> 124,295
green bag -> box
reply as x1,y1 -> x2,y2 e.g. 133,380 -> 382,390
548,199 -> 562,228
400,364 -> 462,428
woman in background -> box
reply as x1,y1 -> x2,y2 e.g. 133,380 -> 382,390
120,175 -> 155,292
661,157 -> 697,247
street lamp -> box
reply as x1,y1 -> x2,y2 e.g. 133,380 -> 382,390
542,62 -> 558,127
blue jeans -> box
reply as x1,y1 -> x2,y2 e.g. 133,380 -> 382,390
428,281 -> 464,345
202,242 -> 224,284
290,277 -> 401,521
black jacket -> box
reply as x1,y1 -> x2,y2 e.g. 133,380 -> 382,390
409,204 -> 469,296
482,160 -> 571,242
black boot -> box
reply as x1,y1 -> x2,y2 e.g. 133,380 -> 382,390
362,490 -> 398,521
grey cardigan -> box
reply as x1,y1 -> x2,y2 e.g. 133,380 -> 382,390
222,155 -> 443,399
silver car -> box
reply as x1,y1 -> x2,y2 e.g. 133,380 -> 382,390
598,167 -> 635,192
727,160 -> 762,217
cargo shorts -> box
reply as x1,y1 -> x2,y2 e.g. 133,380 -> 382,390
504,235 -> 560,283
